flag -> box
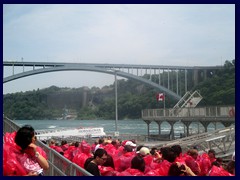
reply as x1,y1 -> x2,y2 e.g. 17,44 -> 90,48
156,93 -> 164,101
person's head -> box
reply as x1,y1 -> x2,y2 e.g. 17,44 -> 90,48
111,139 -> 121,148
98,138 -> 104,144
211,161 -> 221,167
124,145 -> 133,152
74,141 -> 79,148
150,147 -> 157,155
171,145 -> 182,157
216,157 -> 223,165
61,140 -> 67,146
188,149 -> 198,160
94,148 -> 108,165
131,155 -> 145,172
160,147 -> 177,162
168,162 -> 187,176
226,160 -> 235,175
125,141 -> 136,148
208,149 -> 216,158
15,125 -> 36,150
103,154 -> 115,169
137,147 -> 150,157
48,139 -> 55,146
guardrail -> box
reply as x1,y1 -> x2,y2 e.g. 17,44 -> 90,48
3,117 -> 93,176
142,105 -> 235,118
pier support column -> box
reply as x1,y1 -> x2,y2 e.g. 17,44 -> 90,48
155,121 -> 163,136
167,121 -> 175,140
222,122 -> 234,127
143,120 -> 151,139
181,121 -> 192,137
200,121 -> 211,132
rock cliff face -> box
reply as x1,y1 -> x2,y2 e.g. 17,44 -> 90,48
46,86 -> 114,110
46,88 -> 90,109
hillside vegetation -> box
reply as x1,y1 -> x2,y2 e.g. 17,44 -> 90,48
3,60 -> 235,120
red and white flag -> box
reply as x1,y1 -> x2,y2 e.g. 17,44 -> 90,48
156,93 -> 164,101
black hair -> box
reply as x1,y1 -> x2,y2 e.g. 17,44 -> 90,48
61,140 -> 68,146
136,145 -> 144,152
74,141 -> 79,147
94,148 -> 107,159
171,145 -> 182,157
15,125 -> 35,151
103,154 -> 115,169
208,149 -> 216,156
211,161 -> 221,167
131,155 -> 145,172
150,147 -> 157,155
124,145 -> 133,152
226,160 -> 235,174
161,147 -> 177,162
98,138 -> 104,144
111,140 -> 117,146
168,163 -> 187,176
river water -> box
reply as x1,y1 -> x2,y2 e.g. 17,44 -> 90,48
13,119 -> 224,137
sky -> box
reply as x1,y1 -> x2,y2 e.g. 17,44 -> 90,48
3,4 -> 235,94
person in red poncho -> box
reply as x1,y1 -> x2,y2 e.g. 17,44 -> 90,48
117,155 -> 145,176
73,141 -> 93,169
3,125 -> 49,176
99,154 -> 118,176
136,147 -> 153,174
114,145 -> 135,172
208,149 -> 216,164
185,149 -> 201,175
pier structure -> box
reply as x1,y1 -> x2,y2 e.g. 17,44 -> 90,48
142,105 -> 235,140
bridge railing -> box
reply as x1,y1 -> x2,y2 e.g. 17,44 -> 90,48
142,105 -> 235,118
3,117 -> 93,176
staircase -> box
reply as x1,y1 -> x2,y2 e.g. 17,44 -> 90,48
169,90 -> 203,116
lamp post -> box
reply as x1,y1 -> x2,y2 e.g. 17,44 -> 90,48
114,70 -> 119,136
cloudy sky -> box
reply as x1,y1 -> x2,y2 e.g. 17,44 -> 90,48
3,4 -> 235,94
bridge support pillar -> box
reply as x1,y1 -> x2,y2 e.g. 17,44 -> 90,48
193,69 -> 199,87
204,69 -> 207,81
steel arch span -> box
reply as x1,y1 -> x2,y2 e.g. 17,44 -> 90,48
3,64 -> 182,100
